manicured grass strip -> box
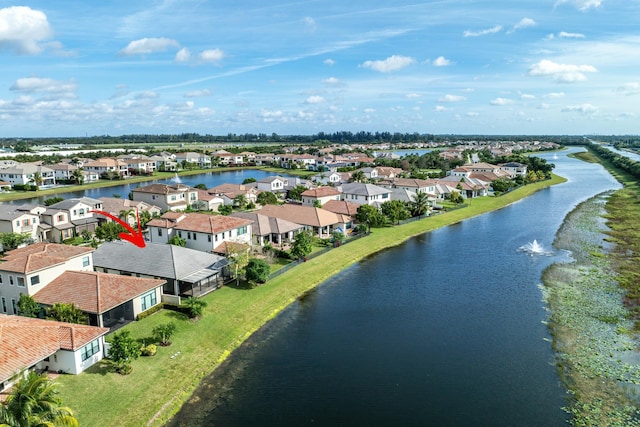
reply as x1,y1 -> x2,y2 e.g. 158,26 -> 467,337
56,175 -> 565,427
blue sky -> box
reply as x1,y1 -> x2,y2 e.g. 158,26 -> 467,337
0,0 -> 639,137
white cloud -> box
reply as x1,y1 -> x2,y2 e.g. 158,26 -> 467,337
562,103 -> 598,114
305,96 -> 325,104
406,93 -> 421,99
617,82 -> 640,96
508,18 -> 536,34
528,59 -> 597,83
198,48 -> 225,63
323,59 -> 335,66
303,16 -> 317,32
463,25 -> 502,37
438,94 -> 466,102
432,56 -> 454,66
434,105 -> 448,112
10,77 -> 77,94
360,55 -> 415,72
543,92 -> 566,99
559,31 -> 585,38
0,6 -> 53,54
364,108 -> 376,113
119,37 -> 180,56
184,89 -> 212,98
520,94 -> 536,100
554,0 -> 602,11
490,97 -> 514,105
175,48 -> 191,62
322,77 -> 344,87
466,112 -> 479,117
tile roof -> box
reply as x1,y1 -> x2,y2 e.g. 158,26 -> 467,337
92,241 -> 227,280
339,183 -> 390,196
321,200 -> 360,216
151,212 -> 252,234
132,183 -> 195,195
0,243 -> 94,274
257,203 -> 348,228
230,212 -> 303,236
48,197 -> 102,210
0,314 -> 108,383
301,187 -> 341,198
33,271 -> 165,314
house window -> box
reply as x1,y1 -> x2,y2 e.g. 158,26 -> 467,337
152,195 -> 157,200
207,235 -> 211,242
17,277 -> 25,287
11,299 -> 16,314
192,233 -> 196,241
237,226 -> 247,235
187,232 -> 191,240
0,274 -> 3,284
1,297 -> 5,313
30,275 -> 40,286
81,339 -> 100,361
15,220 -> 19,227
157,228 -> 162,237
215,234 -> 218,242
178,231 -> 182,238
23,219 -> 30,226
140,290 -> 157,311
170,195 -> 177,201
73,210 -> 77,216
57,214 -> 64,222
9,276 -> 14,286
222,232 -> 225,239
82,256 -> 90,267
79,208 -> 85,215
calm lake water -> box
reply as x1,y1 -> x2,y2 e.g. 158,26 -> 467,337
167,148 -> 621,427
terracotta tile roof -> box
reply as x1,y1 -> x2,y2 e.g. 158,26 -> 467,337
33,271 -> 165,314
153,212 -> 252,234
230,212 -> 303,236
322,200 -> 360,216
0,243 -> 94,274
132,183 -> 195,195
213,241 -> 250,255
301,187 -> 341,198
257,204 -> 348,228
0,314 -> 108,383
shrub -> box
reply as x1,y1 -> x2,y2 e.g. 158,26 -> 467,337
141,344 -> 157,356
136,303 -> 164,320
245,258 -> 271,284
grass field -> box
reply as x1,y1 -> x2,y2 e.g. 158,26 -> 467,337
56,175 -> 566,426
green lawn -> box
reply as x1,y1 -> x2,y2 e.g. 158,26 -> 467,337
56,174 -> 566,427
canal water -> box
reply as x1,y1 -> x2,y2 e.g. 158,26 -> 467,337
167,147 -> 621,427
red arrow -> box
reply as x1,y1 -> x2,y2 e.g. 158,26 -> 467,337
90,208 -> 146,248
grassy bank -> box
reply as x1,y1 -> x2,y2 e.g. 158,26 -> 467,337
56,175 -> 565,427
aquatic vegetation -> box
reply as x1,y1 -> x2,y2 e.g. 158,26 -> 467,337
544,193 -> 640,426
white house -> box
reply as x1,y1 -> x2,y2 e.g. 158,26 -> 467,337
301,187 -> 342,206
0,164 -> 56,187
0,204 -> 42,243
48,197 -> 103,234
131,183 -> 198,211
338,183 -> 392,206
83,158 -> 129,178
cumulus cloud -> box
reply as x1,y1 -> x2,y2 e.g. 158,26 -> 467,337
119,37 -> 180,56
434,105 -> 448,112
10,77 -> 77,94
554,0 -> 602,11
490,97 -> 514,105
175,47 -> 191,62
562,103 -> 598,114
324,59 -> 335,66
321,77 -> 345,88
438,94 -> 466,102
198,48 -> 225,63
463,25 -> 502,37
0,6 -> 53,54
305,96 -> 325,104
302,16 -> 317,32
559,31 -> 586,38
432,56 -> 454,66
617,82 -> 640,96
360,55 -> 415,72
508,18 -> 536,34
528,59 -> 597,83
520,94 -> 536,100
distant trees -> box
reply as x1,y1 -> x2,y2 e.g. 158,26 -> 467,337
44,196 -> 64,206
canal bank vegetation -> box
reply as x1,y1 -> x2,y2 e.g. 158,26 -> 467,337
55,175 -> 565,427
543,145 -> 640,426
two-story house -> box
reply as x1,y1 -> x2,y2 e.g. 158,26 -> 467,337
0,163 -> 56,187
175,152 -> 212,168
338,183 -> 391,206
83,158 -> 129,178
255,176 -> 288,197
39,209 -> 75,242
48,197 -> 103,235
131,183 -> 198,211
300,187 -> 342,207
147,212 -> 253,253
0,204 -> 42,243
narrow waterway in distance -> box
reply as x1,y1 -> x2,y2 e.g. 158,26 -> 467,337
167,148 -> 621,427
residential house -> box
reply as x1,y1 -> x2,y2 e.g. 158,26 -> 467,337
0,243 -> 95,315
92,241 -> 230,299
374,166 -> 404,180
301,187 -> 341,207
147,212 -> 253,253
83,158 -> 129,178
0,164 -> 56,187
207,183 -> 259,206
48,197 -> 103,234
254,153 -> 276,166
126,157 -> 157,175
97,197 -> 161,227
255,176 -> 288,196
230,212 -> 303,247
0,204 -> 41,243
434,176 -> 489,198
499,162 -> 528,177
321,200 -> 360,218
256,204 -> 351,238
49,163 -> 78,181
211,151 -> 243,166
194,190 -> 224,212
0,315 -> 109,391
175,152 -> 212,168
131,183 -> 198,211
33,271 -> 165,328
239,151 -> 257,164
149,152 -> 178,171
310,171 -> 342,186
338,183 -> 391,206
39,209 -> 75,242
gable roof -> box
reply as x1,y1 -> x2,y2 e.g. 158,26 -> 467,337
98,197 -> 160,216
230,212 -> 303,236
33,271 -> 164,314
339,182 -> 390,196
0,314 -> 108,383
301,187 -> 341,198
148,212 -> 252,234
92,241 -> 228,281
131,183 -> 195,195
0,243 -> 94,274
48,197 -> 102,210
321,200 -> 360,216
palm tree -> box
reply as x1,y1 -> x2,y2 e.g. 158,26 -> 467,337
118,209 -> 135,227
0,370 -> 79,427
349,170 -> 366,183
29,172 -> 44,188
70,168 -> 84,185
411,190 -> 430,218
